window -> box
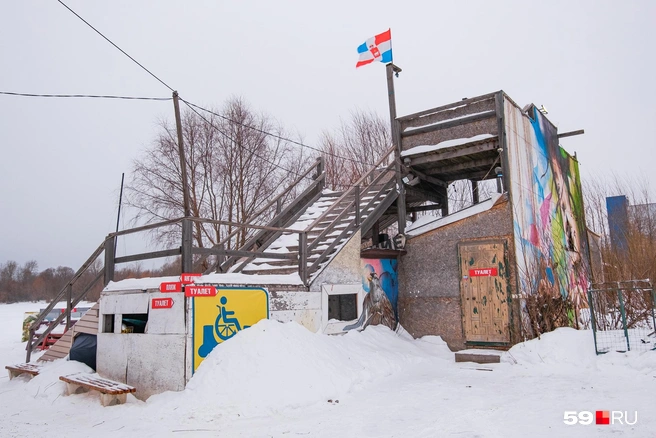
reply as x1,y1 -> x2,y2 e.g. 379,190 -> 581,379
321,284 -> 364,334
121,313 -> 148,334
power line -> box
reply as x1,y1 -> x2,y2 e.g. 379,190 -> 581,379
56,1 -> 379,168
0,91 -> 171,101
182,100 -> 379,167
57,0 -> 174,92
55,1 -> 383,176
181,100 -> 311,181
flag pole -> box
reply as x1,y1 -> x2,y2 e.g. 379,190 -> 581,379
386,62 -> 406,234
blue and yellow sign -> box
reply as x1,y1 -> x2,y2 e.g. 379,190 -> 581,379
192,287 -> 269,372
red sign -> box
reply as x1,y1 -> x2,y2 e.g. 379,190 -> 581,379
152,297 -> 174,309
185,285 -> 217,297
469,268 -> 498,277
181,273 -> 202,284
159,282 -> 182,293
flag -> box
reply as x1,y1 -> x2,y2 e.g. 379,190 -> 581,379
356,29 -> 393,68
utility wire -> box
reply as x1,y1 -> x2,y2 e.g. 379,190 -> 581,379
0,91 -> 171,101
183,100 -> 379,167
56,1 -> 384,173
57,0 -> 174,92
181,100 -> 310,181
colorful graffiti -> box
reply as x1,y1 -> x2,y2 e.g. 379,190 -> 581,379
192,287 -> 269,372
343,258 -> 398,331
505,101 -> 589,307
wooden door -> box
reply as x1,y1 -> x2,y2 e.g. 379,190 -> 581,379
458,241 -> 510,344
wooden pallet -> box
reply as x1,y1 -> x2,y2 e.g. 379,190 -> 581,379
59,373 -> 136,406
5,363 -> 42,380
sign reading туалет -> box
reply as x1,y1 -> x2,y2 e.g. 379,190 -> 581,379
469,268 -> 498,277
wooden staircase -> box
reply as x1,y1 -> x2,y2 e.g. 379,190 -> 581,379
220,147 -> 399,284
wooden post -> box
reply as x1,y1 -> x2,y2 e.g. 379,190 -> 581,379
386,63 -> 406,234
65,284 -> 72,331
354,185 -> 361,226
299,232 -> 308,285
173,91 -> 191,218
181,218 -> 193,273
104,235 -> 116,286
471,180 -> 479,204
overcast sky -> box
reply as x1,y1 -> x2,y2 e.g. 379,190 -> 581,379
1,0 -> 654,271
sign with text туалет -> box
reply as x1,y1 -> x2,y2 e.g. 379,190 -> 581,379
152,297 -> 174,309
185,285 -> 217,297
159,282 -> 182,293
468,268 -> 498,277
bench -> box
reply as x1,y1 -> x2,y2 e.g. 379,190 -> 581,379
59,373 -> 136,406
5,363 -> 42,380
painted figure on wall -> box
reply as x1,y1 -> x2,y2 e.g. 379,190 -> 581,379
345,258 -> 398,331
506,102 -> 589,308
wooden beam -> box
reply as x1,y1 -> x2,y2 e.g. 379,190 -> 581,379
424,156 -> 498,176
405,185 -> 444,205
114,248 -> 181,264
558,129 -> 585,138
401,110 -> 496,138
406,140 -> 498,167
402,164 -> 447,187
194,247 -> 296,260
398,91 -> 498,122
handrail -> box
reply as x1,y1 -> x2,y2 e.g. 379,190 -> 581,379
214,157 -> 324,250
303,146 -> 395,232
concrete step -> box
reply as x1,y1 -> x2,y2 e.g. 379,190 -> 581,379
454,349 -> 502,364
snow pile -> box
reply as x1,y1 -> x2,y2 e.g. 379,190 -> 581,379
150,319 -> 453,418
23,360 -> 93,403
502,328 -> 598,367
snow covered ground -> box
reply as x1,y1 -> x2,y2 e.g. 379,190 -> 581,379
0,302 -> 654,437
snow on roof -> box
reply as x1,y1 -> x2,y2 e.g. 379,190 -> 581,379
406,193 -> 504,238
103,272 -> 304,292
401,134 -> 495,158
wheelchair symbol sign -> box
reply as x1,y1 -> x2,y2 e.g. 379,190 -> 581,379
192,287 -> 269,371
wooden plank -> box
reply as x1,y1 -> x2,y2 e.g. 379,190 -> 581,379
6,363 -> 41,379
405,140 -> 498,167
114,248 -> 181,264
194,247 -> 296,260
401,110 -> 496,137
557,129 -> 585,138
424,156 -> 499,176
398,92 -> 498,122
60,373 -> 135,395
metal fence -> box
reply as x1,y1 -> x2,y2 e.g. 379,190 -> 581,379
587,280 -> 655,354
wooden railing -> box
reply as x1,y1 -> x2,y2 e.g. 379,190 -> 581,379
25,152 -> 400,360
297,146 -> 398,284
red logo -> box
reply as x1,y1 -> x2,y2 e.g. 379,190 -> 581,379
180,273 -> 202,284
596,411 -> 610,425
159,282 -> 182,293
469,268 -> 498,277
185,285 -> 217,297
152,298 -> 174,309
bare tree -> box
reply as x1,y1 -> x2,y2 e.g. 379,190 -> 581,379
583,172 -> 656,282
319,110 -> 391,190
128,97 -> 310,252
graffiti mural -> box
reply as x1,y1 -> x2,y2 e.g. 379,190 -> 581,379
192,287 -> 269,372
505,101 -> 589,307
345,258 -> 399,331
